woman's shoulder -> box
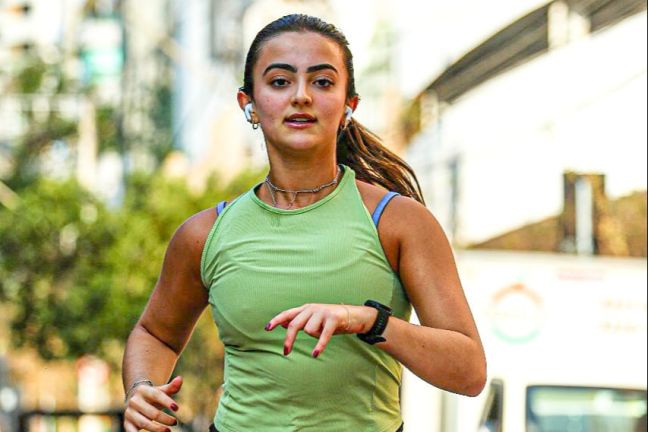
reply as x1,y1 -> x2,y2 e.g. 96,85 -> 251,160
355,178 -> 438,241
355,179 -> 430,273
172,207 -> 218,255
178,192 -> 250,250
152,208 -> 219,295
354,179 -> 425,217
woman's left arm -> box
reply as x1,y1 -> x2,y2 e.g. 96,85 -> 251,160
377,196 -> 486,396
267,197 -> 486,397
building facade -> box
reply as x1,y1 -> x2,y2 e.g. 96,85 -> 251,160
403,0 -> 647,246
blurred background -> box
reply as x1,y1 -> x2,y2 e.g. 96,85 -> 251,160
0,0 -> 645,431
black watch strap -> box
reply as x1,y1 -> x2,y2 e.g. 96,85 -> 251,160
357,300 -> 392,345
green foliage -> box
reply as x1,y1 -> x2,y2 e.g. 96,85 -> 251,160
149,82 -> 174,164
96,106 -> 120,154
14,58 -> 46,94
5,42 -> 174,192
6,115 -> 78,191
3,37 -> 266,414
5,56 -> 80,191
0,178 -> 114,359
0,166 -> 265,410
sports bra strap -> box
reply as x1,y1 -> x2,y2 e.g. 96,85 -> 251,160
216,200 -> 228,216
371,191 -> 400,227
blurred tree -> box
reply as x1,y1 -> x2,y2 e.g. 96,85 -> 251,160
0,178 -> 114,358
6,116 -> 78,190
0,166 -> 265,412
3,44 -> 177,192
14,59 -> 46,94
1,26 -> 267,417
4,56 -> 80,191
149,80 -> 175,164
96,106 -> 120,154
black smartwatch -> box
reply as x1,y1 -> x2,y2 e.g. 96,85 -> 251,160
357,300 -> 392,345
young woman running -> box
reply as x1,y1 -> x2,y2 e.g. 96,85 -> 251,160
122,14 -> 486,432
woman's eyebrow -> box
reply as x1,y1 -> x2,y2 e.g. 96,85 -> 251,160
262,63 -> 338,76
263,63 -> 297,76
306,63 -> 338,74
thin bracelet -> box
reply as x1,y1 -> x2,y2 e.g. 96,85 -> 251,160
125,379 -> 154,402
340,304 -> 351,332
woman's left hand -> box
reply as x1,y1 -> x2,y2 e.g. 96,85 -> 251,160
265,303 -> 376,358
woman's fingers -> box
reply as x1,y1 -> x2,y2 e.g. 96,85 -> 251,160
124,383 -> 179,432
312,319 -> 338,358
127,409 -> 171,432
266,304 -> 308,331
124,422 -> 139,432
130,396 -> 178,427
303,313 -> 324,338
283,310 -> 313,355
131,383 -> 179,413
269,304 -> 352,357
158,375 -> 183,399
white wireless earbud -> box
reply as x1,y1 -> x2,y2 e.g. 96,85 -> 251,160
244,103 -> 254,122
344,106 -> 353,124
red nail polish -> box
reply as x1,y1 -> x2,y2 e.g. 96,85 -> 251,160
313,350 -> 320,358
284,346 -> 290,355
166,428 -> 172,432
265,323 -> 271,331
171,403 -> 179,412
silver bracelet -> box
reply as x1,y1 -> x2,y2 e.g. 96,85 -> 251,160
125,379 -> 154,402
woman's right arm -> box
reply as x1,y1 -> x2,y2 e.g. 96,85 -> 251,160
122,208 -> 217,432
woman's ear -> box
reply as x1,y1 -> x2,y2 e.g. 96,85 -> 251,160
347,96 -> 359,113
237,90 -> 252,111
237,90 -> 257,124
341,96 -> 360,129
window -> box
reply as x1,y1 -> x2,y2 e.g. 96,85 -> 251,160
527,386 -> 647,432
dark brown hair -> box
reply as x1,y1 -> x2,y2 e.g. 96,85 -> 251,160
241,14 -> 425,204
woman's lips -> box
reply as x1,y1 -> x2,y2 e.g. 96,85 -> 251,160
284,112 -> 317,129
284,119 -> 317,129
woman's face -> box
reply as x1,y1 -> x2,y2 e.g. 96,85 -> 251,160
247,31 -> 354,154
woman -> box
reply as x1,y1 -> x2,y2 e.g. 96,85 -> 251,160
122,14 -> 486,432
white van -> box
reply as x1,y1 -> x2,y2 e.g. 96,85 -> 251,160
401,250 -> 647,432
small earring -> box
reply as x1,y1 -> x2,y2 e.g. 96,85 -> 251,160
244,103 -> 260,130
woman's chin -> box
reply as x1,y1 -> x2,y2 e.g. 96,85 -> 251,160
275,137 -> 332,153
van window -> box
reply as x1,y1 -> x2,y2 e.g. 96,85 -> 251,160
479,380 -> 504,432
526,386 -> 647,432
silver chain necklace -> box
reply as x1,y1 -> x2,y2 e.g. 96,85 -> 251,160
264,165 -> 342,209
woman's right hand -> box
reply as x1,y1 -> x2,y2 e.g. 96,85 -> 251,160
124,376 -> 183,432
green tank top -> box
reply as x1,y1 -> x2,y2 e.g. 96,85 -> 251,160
200,164 -> 411,432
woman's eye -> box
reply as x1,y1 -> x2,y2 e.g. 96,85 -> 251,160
315,79 -> 333,87
271,78 -> 289,87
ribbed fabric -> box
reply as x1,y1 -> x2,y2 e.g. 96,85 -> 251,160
201,164 -> 411,432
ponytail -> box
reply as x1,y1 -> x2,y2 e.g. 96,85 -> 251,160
337,119 -> 426,205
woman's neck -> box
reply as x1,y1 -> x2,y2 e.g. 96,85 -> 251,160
268,163 -> 339,189
257,155 -> 342,209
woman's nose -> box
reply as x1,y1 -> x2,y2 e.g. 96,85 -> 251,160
291,80 -> 312,106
